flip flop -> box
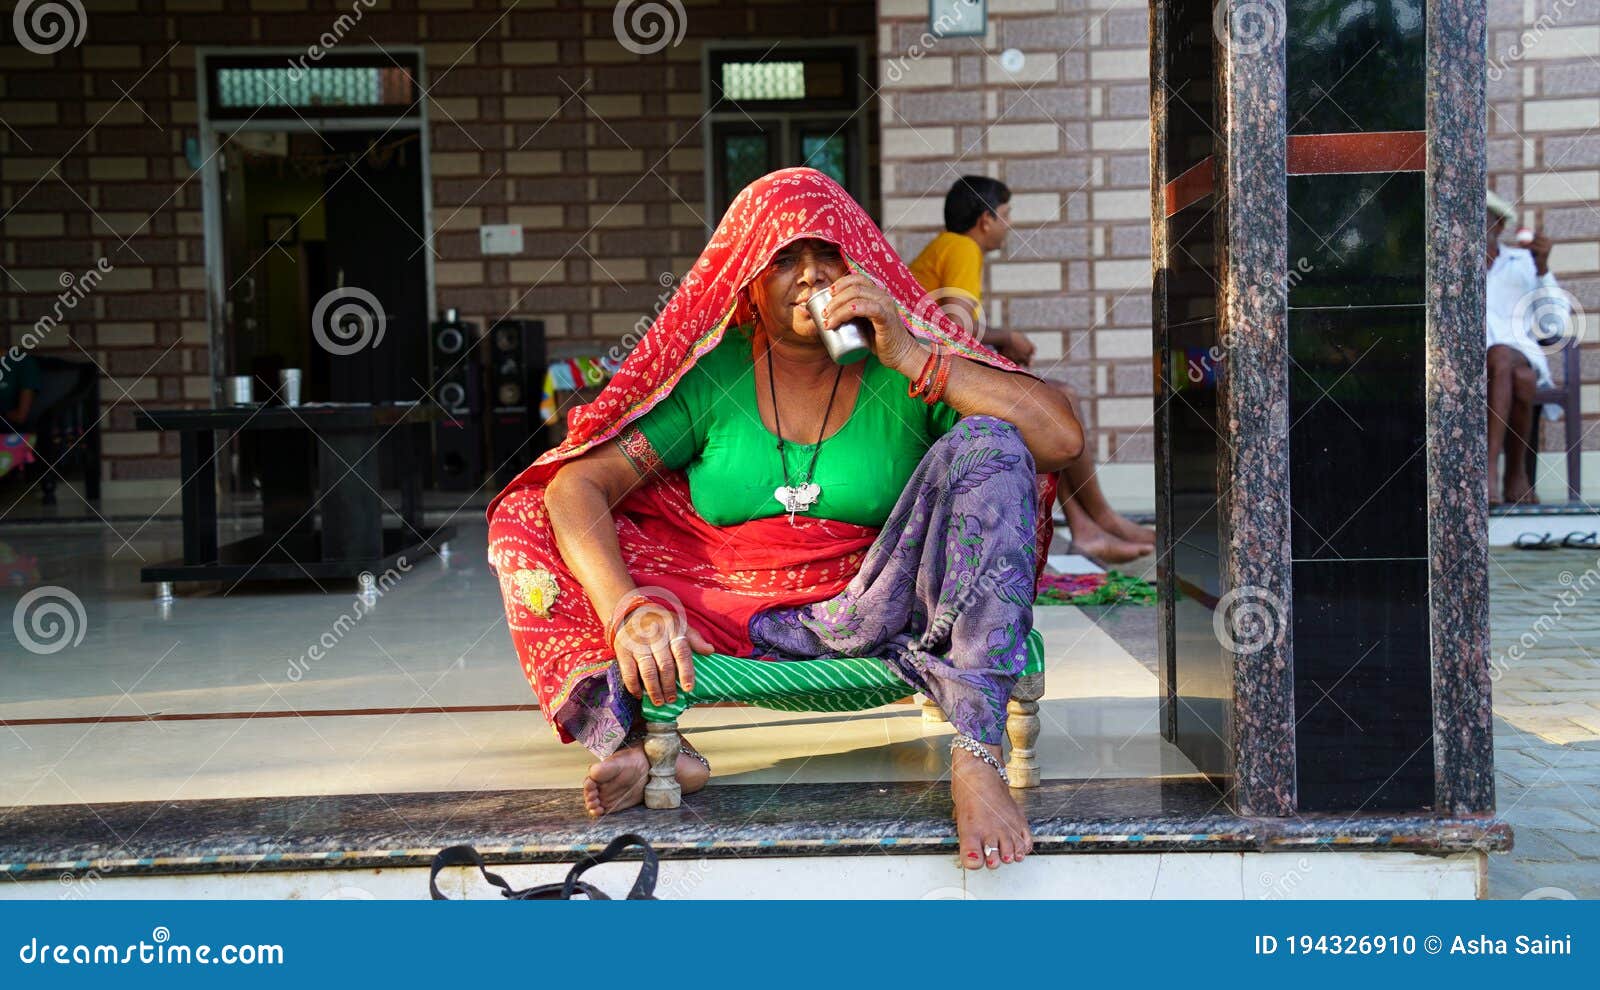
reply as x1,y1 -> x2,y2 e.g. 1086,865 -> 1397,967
1514,532 -> 1560,550
1560,531 -> 1598,549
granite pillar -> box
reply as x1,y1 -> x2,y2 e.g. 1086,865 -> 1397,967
1151,0 -> 1493,816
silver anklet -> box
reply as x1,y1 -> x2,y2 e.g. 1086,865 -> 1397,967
950,734 -> 1010,786
679,741 -> 711,774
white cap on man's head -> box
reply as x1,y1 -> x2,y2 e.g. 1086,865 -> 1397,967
1487,190 -> 1517,224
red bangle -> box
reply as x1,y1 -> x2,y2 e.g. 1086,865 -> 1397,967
606,595 -> 658,651
924,348 -> 953,405
908,344 -> 942,398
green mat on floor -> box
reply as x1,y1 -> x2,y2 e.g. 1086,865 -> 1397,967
640,628 -> 1045,723
1035,570 -> 1156,606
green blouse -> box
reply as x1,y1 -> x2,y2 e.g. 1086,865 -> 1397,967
624,330 -> 962,527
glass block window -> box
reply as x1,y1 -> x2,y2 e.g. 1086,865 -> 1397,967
216,67 -> 415,110
720,62 -> 805,102
207,59 -> 419,118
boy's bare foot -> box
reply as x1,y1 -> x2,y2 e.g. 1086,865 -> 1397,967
1063,498 -> 1153,564
1068,533 -> 1153,565
583,739 -> 709,817
951,743 -> 1032,870
1095,510 -> 1157,547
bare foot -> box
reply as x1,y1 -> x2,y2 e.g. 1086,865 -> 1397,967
1069,533 -> 1153,565
1505,474 -> 1539,505
1063,500 -> 1153,564
1488,466 -> 1502,506
1094,510 -> 1157,547
952,744 -> 1032,869
583,740 -> 709,817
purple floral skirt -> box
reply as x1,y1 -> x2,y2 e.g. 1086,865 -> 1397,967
566,415 -> 1039,755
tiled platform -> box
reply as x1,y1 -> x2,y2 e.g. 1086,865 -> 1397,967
0,519 -> 1512,899
0,776 -> 1506,883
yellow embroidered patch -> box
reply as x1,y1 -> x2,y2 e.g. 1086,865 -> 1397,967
513,568 -> 560,617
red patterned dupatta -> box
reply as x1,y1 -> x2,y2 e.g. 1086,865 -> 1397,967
487,168 -> 1058,733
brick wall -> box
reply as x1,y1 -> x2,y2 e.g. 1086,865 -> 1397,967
877,0 -> 1156,505
1,0 -> 876,496
5,0 -> 1597,502
1488,0 -> 1600,478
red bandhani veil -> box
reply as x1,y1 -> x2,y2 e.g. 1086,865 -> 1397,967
487,168 -> 1058,735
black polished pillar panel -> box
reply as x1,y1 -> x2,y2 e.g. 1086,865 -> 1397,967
1151,0 -> 1492,816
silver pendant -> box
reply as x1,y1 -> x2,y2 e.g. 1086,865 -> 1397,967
774,482 -> 821,518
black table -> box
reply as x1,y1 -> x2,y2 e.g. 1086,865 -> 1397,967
134,402 -> 454,589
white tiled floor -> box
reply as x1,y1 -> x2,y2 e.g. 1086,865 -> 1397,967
0,522 -> 1192,807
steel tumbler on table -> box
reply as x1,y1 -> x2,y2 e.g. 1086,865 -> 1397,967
278,368 -> 303,406
804,286 -> 873,365
226,375 -> 254,406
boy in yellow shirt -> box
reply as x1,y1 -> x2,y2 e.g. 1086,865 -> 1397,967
909,177 -> 1155,563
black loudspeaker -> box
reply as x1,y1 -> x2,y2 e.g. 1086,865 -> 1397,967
487,318 -> 552,489
429,313 -> 483,491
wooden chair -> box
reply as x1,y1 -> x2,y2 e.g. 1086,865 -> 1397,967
636,628 -> 1047,808
1524,340 -> 1583,503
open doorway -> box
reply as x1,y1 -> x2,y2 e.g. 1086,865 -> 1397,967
219,129 -> 428,408
198,50 -> 434,493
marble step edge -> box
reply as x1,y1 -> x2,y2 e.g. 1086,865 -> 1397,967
0,777 -> 1512,882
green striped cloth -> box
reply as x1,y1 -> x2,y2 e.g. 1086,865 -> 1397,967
641,628 -> 1045,722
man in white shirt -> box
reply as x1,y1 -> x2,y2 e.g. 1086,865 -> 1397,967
1486,191 -> 1568,506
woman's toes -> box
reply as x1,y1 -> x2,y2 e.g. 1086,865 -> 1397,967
960,836 -> 984,870
982,837 -> 1002,870
997,833 -> 1016,865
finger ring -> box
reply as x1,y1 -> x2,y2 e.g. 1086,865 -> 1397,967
670,635 -> 687,644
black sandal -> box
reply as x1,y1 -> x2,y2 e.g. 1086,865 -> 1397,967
1514,532 -> 1560,550
1560,531 -> 1598,549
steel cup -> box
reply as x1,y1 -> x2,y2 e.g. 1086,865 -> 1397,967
278,368 -> 303,406
226,375 -> 254,406
805,286 -> 873,365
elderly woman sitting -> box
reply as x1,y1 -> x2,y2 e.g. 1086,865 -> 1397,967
486,168 -> 1080,870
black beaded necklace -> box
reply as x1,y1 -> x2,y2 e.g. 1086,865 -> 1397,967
766,342 -> 844,521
